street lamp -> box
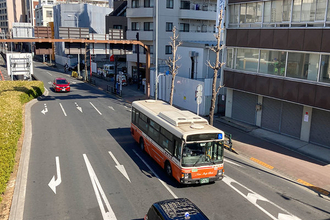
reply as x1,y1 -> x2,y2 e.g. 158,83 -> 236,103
67,14 -> 80,78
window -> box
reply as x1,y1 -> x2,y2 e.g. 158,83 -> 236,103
138,112 -> 149,133
301,0 -> 316,22
229,4 -> 239,25
166,0 -> 173,8
240,4 -> 246,23
46,10 -> 52,18
144,22 -> 153,31
235,48 -> 259,72
148,119 -> 160,143
180,1 -> 190,9
259,50 -> 286,76
144,0 -> 154,7
165,45 -> 172,54
113,25 -> 122,29
132,0 -> 139,8
287,52 -> 319,81
292,0 -> 302,22
282,0 -> 292,22
315,0 -> 326,20
179,23 -> 189,32
166,22 -> 173,32
131,22 -> 139,31
226,48 -> 233,68
319,55 -> 330,83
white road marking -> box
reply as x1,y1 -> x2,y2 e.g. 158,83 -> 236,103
224,158 -> 242,167
108,152 -> 131,182
133,150 -> 178,199
75,102 -> 83,113
83,154 -> 117,220
47,71 -> 52,76
223,176 -> 301,220
48,81 -> 52,85
90,102 -> 102,115
108,106 -> 115,111
59,103 -> 67,116
41,104 -> 48,115
48,157 -> 62,194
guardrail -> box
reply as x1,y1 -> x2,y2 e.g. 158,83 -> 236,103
224,132 -> 234,152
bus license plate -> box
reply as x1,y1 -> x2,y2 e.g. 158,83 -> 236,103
200,178 -> 209,184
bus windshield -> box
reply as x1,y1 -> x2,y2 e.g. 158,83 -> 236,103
182,141 -> 223,167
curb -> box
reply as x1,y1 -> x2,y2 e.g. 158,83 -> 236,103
243,155 -> 330,198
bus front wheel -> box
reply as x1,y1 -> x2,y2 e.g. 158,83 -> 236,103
140,138 -> 145,152
165,161 -> 172,177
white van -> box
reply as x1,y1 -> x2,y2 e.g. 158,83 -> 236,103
103,64 -> 115,77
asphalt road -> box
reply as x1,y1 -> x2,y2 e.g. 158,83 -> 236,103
18,62 -> 330,220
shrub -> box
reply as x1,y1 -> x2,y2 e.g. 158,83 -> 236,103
0,81 -> 44,203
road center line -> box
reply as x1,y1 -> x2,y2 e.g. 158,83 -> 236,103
90,102 -> 102,115
59,103 -> 67,116
83,154 -> 117,220
133,150 -> 178,199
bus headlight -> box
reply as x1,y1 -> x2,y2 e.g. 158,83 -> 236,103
217,169 -> 224,176
182,173 -> 191,179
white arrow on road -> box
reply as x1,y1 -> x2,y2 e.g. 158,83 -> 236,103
48,156 -> 62,194
108,106 -> 115,111
108,151 -> 131,182
83,154 -> 117,220
41,104 -> 48,115
75,102 -> 83,113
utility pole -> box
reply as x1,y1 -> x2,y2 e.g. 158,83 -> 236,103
136,32 -> 140,90
84,43 -> 88,81
155,0 -> 159,100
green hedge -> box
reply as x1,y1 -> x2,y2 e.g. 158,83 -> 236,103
0,81 -> 44,203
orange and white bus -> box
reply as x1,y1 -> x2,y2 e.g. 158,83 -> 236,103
131,100 -> 225,184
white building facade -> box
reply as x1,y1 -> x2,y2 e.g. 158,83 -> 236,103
126,0 -> 221,115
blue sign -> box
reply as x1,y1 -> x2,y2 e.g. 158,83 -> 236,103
218,133 -> 223,139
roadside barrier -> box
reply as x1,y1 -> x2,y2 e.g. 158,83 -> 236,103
71,71 -> 78,78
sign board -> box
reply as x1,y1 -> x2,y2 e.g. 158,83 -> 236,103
6,53 -> 33,79
59,27 -> 89,39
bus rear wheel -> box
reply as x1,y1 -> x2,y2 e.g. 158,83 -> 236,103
165,161 -> 172,177
140,138 -> 145,152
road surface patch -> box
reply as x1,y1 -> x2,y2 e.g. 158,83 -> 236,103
250,157 -> 274,169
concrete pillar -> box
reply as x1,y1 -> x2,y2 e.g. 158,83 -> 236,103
225,88 -> 233,118
255,95 -> 263,127
300,106 -> 312,142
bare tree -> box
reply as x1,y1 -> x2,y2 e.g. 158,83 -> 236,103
207,10 -> 225,125
165,26 -> 182,105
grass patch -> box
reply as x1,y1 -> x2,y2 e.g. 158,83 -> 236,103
0,81 -> 44,203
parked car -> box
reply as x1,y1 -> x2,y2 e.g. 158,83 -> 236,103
145,198 -> 209,220
53,77 -> 70,92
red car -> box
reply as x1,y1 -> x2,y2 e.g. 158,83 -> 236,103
53,78 -> 70,92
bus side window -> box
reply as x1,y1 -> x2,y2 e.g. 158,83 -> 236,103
132,108 -> 136,123
135,110 -> 139,125
139,113 -> 149,133
174,137 -> 182,160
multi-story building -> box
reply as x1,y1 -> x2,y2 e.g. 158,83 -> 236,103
35,0 -> 54,26
223,0 -> 330,149
126,0 -> 218,83
0,0 -> 24,35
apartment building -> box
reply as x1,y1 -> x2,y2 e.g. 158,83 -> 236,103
126,0 -> 218,83
35,0 -> 54,26
0,0 -> 24,35
223,0 -> 330,149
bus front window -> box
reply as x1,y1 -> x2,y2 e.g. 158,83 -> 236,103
182,141 -> 223,167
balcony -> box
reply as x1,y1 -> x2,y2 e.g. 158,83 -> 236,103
179,31 -> 215,41
180,8 -> 216,21
126,7 -> 154,18
126,30 -> 153,41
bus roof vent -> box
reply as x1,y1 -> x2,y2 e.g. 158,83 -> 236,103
190,124 -> 204,129
158,111 -> 208,126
